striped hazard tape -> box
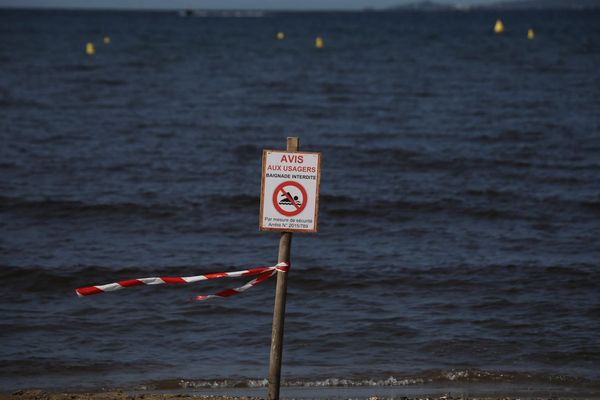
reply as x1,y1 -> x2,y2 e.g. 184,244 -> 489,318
75,262 -> 289,301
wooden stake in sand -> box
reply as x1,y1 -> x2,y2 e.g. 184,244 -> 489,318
267,137 -> 297,400
261,137 -> 321,400
268,228 -> 292,400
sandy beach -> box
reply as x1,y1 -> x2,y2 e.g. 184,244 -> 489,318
0,391 -> 260,400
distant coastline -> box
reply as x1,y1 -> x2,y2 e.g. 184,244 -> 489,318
2,0 -> 600,12
385,0 -> 600,11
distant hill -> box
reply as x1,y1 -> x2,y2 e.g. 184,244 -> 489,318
386,1 -> 460,11
481,0 -> 600,9
386,0 -> 600,11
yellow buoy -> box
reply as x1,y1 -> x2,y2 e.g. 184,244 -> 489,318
527,28 -> 535,40
315,36 -> 324,49
86,42 -> 95,56
276,32 -> 285,40
103,36 -> 111,44
494,19 -> 504,34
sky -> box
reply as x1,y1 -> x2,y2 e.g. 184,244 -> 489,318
0,0 -> 501,11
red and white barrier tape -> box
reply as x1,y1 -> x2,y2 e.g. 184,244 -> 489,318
75,262 -> 289,301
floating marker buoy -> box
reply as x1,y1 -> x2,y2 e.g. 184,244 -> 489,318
315,36 -> 324,49
86,42 -> 95,55
103,36 -> 111,44
527,28 -> 535,40
494,19 -> 504,34
276,32 -> 285,40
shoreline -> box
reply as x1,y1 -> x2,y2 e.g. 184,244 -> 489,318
3,384 -> 600,400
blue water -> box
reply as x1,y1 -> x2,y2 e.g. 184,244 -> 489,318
1,8 -> 599,395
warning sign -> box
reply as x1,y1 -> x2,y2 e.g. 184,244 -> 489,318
260,150 -> 321,233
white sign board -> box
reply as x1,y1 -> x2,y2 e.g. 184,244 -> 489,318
260,150 -> 321,233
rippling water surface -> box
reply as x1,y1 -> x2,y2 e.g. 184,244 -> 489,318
1,8 -> 599,395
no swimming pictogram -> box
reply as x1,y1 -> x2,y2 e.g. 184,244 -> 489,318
272,181 -> 307,217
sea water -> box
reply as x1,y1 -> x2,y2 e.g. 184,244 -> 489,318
1,8 -> 599,396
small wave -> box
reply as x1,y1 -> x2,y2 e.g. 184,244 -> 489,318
0,265 -> 135,293
255,80 -> 297,91
68,78 -> 128,86
232,144 -> 261,162
0,98 -> 48,109
472,129 -> 546,143
327,95 -> 353,103
581,200 -> 600,212
0,196 -> 179,219
170,377 -> 424,389
324,198 -> 520,220
207,194 -> 258,208
59,64 -> 101,72
258,102 -> 296,111
320,194 -> 356,204
320,82 -> 354,94
1,357 -> 167,376
158,368 -> 597,390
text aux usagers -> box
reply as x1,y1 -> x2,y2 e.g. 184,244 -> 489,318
267,154 -> 317,173
267,165 -> 317,173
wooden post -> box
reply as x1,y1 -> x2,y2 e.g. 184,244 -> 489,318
267,137 -> 298,400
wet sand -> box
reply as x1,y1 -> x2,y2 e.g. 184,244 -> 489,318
0,391 -> 259,400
